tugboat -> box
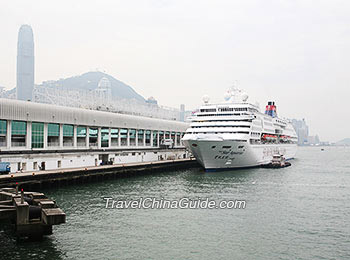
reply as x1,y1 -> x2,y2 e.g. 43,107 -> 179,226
262,154 -> 291,168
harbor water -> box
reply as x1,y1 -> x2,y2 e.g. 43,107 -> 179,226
1,146 -> 350,259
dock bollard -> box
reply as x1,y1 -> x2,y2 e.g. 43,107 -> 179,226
21,189 -> 24,204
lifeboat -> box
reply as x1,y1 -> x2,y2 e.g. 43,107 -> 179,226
262,134 -> 277,141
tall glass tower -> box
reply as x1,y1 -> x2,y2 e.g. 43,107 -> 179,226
17,24 -> 34,101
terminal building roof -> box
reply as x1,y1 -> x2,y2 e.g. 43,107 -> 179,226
0,98 -> 188,132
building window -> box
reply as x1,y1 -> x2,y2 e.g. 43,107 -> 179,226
77,126 -> 86,147
0,120 -> 6,147
77,126 -> 86,137
63,124 -> 74,136
111,128 -> 119,146
89,128 -> 98,147
145,130 -> 151,146
165,131 -> 170,139
152,131 -> 158,147
0,120 -> 6,135
137,129 -> 144,146
129,129 -> 136,146
11,121 -> 26,147
159,131 -> 164,142
63,124 -> 74,147
48,123 -> 59,147
101,128 -> 109,147
171,132 -> 176,144
32,122 -> 44,148
120,129 -> 128,146
176,132 -> 181,146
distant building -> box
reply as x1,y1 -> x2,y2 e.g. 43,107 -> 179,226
0,86 -> 5,96
17,25 -> 34,101
146,96 -> 158,105
95,77 -> 112,100
180,104 -> 185,122
291,118 -> 309,145
307,135 -> 320,145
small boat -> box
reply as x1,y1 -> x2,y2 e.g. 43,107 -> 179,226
262,154 -> 291,168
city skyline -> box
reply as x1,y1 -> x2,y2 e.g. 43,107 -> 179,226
0,0 -> 349,142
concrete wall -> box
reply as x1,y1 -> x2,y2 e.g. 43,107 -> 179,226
2,149 -> 189,173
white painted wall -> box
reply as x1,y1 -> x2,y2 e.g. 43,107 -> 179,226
1,149 -> 189,173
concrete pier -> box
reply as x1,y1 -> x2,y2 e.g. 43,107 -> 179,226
0,187 -> 66,239
0,158 -> 199,189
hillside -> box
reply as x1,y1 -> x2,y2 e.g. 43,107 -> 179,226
40,71 -> 145,102
336,138 -> 350,145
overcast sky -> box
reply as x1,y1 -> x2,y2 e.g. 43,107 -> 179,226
0,0 -> 349,142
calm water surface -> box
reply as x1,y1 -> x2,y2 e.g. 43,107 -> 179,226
1,146 -> 350,260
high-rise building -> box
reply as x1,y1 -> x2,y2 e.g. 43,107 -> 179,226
291,118 -> 309,145
16,24 -> 34,101
180,104 -> 185,122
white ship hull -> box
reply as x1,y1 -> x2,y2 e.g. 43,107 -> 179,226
184,139 -> 297,170
182,88 -> 299,170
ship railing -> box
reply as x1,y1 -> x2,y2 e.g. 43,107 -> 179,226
0,142 -> 6,147
63,142 -> 74,147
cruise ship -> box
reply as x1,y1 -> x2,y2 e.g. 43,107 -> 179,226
182,88 -> 298,170
0,98 -> 189,173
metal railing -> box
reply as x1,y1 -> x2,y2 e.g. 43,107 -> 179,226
63,142 -> 74,147
11,142 -> 26,147
48,142 -> 59,147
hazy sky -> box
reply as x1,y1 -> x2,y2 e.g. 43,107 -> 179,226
0,0 -> 349,142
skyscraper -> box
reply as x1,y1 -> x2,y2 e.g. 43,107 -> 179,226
17,24 -> 34,101
292,118 -> 309,145
180,104 -> 185,122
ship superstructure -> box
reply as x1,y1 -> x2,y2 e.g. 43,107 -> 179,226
182,88 -> 298,169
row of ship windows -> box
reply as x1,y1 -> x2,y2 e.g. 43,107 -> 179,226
199,107 -> 249,113
251,132 -> 260,136
186,131 -> 250,134
192,144 -> 246,149
197,113 -> 252,117
251,139 -> 297,144
190,125 -> 251,128
193,119 -> 253,123
275,120 -> 286,125
198,113 -> 239,117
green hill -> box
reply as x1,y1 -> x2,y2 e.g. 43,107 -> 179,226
40,71 -> 145,102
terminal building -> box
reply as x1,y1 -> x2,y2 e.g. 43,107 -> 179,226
0,99 -> 189,173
